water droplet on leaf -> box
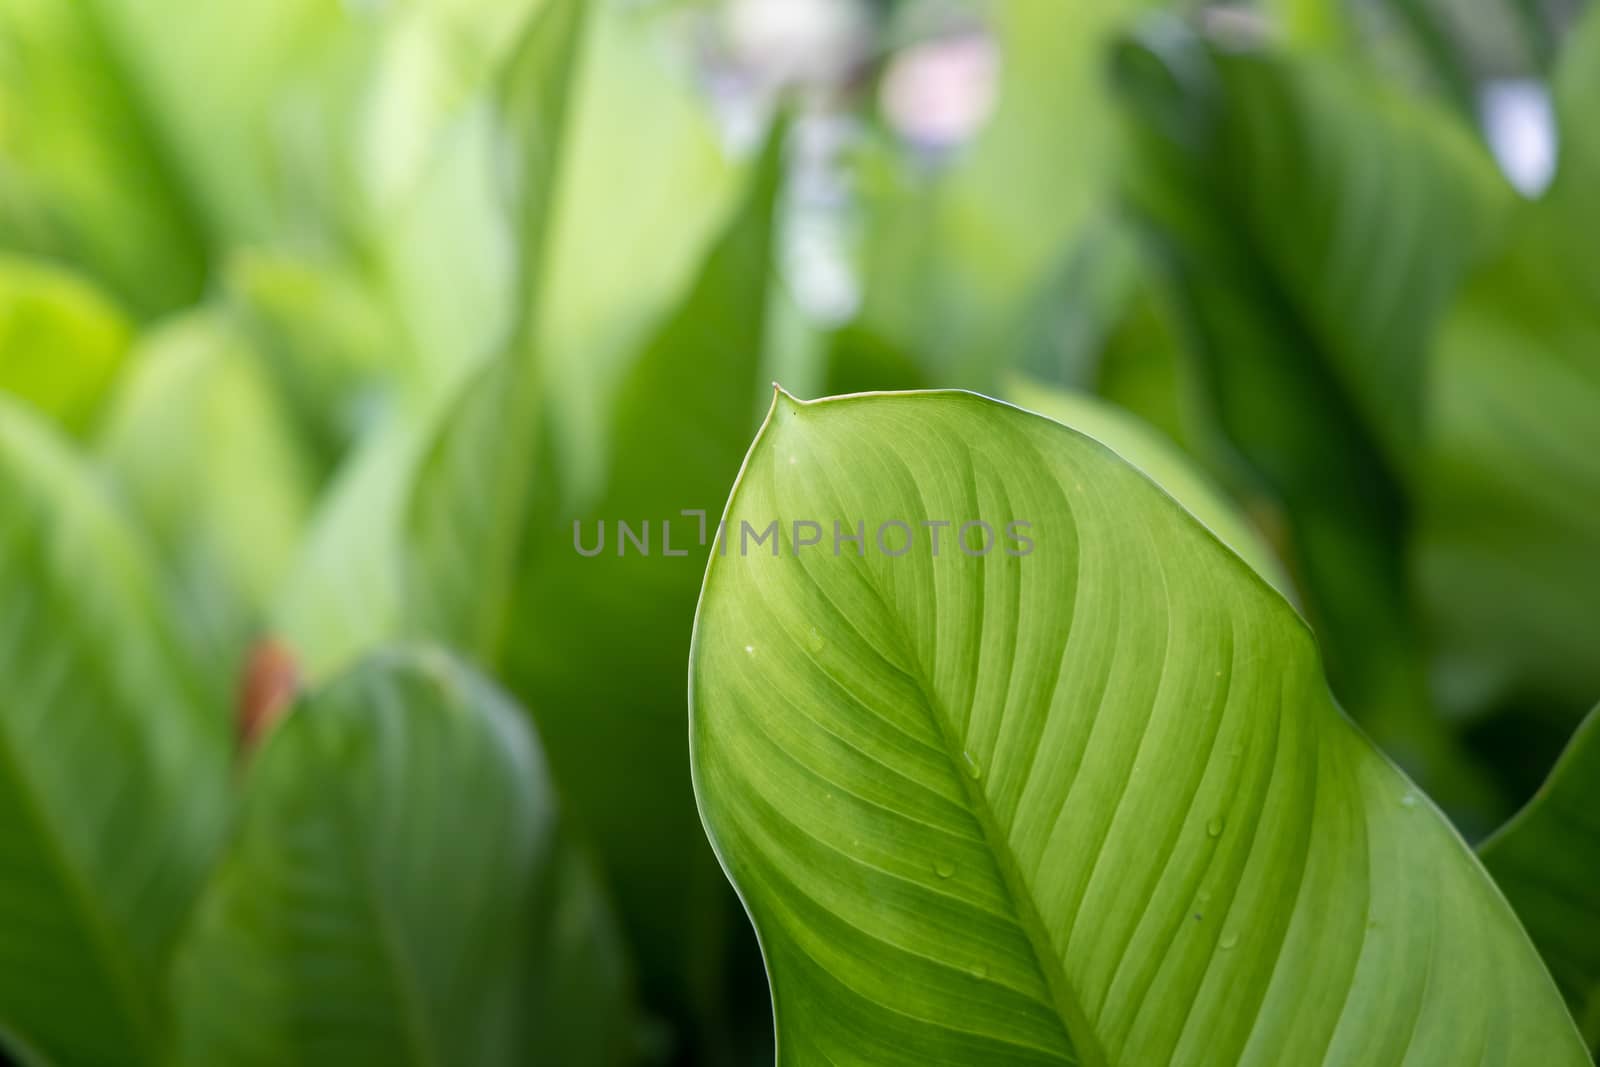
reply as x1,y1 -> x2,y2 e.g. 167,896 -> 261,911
934,859 -> 957,879
1219,931 -> 1239,950
961,751 -> 982,780
806,627 -> 825,653
1206,817 -> 1224,838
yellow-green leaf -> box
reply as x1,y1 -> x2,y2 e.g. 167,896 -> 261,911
691,390 -> 1585,1065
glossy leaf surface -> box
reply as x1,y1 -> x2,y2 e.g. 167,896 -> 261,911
691,390 -> 1585,1065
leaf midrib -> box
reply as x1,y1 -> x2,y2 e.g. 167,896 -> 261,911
922,680 -> 1105,1067
795,435 -> 1106,1067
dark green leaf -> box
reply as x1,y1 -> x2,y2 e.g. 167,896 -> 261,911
0,397 -> 228,1067
1481,705 -> 1600,1048
850,0 -> 1166,387
1414,9 -> 1600,716
171,647 -> 634,1067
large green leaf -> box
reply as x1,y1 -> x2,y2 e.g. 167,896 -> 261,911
170,647 -> 633,1067
1480,705 -> 1600,1048
690,390 -> 1586,1065
1114,26 -> 1510,825
1414,9 -> 1600,717
1004,377 -> 1289,598
0,255 -> 131,436
0,397 -> 229,1067
404,128 -> 786,1050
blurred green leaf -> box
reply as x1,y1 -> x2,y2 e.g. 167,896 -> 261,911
691,389 -> 1587,1065
822,322 -> 928,397
364,100 -> 519,400
1269,0 -> 1559,104
397,0 -> 589,671
1117,26 -> 1507,475
273,417 -> 429,682
98,313 -> 317,670
1480,704 -> 1600,1049
1114,24 -> 1511,826
171,647 -> 634,1067
1084,278 -> 1194,452
84,0 -> 353,244
405,129 -> 785,1051
262,0 -> 595,684
0,397 -> 229,1067
1415,8 -> 1600,719
1268,0 -> 1355,50
1548,5 -> 1600,205
0,255 -> 131,435
535,0 -> 742,498
1417,230 -> 1600,718
271,0 -> 739,675
850,0 -> 1166,388
224,250 -> 397,462
0,0 -> 211,315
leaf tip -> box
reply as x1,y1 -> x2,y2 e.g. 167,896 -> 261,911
770,382 -> 806,423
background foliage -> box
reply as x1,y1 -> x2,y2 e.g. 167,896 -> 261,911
1,0 -> 1596,1062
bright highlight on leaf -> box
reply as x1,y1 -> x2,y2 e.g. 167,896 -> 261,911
690,390 -> 1587,1065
